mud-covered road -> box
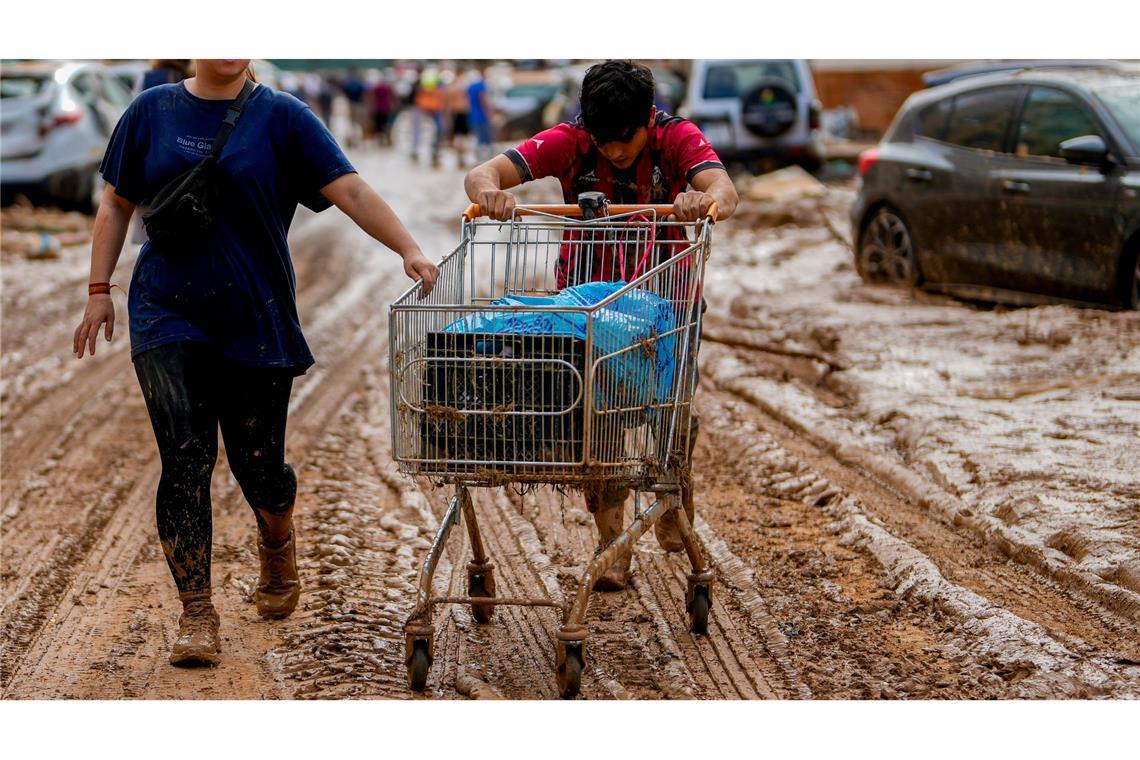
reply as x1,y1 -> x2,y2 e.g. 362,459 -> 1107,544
3,146 -> 1138,700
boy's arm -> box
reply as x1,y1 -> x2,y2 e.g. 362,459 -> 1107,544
463,154 -> 524,220
675,167 -> 739,222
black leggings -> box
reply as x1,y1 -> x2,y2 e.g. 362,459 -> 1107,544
134,342 -> 297,594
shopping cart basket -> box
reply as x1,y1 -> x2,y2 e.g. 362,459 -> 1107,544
389,200 -> 717,698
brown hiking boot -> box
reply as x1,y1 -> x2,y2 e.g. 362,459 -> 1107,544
256,530 -> 301,619
170,591 -> 221,667
653,494 -> 695,554
657,416 -> 700,553
589,486 -> 632,592
592,544 -> 632,591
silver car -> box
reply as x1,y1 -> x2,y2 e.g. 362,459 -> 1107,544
1,60 -> 132,212
680,59 -> 824,173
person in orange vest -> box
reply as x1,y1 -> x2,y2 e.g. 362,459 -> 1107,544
414,69 -> 445,168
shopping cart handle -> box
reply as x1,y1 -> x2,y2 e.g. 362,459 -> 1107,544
463,202 -> 718,223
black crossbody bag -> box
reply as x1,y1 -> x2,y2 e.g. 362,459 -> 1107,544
142,79 -> 255,253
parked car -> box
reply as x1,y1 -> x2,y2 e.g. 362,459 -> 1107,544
1,60 -> 132,212
680,59 -> 823,174
921,59 -> 1128,89
105,59 -> 150,96
494,69 -> 561,141
851,65 -> 1140,309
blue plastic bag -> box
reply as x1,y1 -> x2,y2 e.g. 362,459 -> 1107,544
444,282 -> 677,411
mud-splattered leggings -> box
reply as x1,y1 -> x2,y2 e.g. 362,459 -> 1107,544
133,341 -> 297,594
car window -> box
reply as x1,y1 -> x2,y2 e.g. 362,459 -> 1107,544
71,73 -> 98,103
0,75 -> 50,99
1016,87 -> 1101,159
1093,81 -> 1140,154
943,86 -> 1020,152
99,73 -> 133,109
505,84 -> 558,100
702,61 -> 801,99
916,98 -> 952,140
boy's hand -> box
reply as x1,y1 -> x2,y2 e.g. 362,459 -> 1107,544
672,191 -> 717,222
475,190 -> 517,221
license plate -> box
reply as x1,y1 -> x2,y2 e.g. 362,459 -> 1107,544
701,122 -> 733,149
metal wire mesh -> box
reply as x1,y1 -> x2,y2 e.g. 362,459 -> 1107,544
389,209 -> 711,487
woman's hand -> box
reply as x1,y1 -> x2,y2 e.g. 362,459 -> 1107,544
403,250 -> 439,296
73,294 -> 115,358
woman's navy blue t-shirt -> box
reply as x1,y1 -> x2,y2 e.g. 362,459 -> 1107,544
100,82 -> 355,374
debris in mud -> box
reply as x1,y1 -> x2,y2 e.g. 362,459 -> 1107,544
738,165 -> 827,203
455,666 -> 502,699
424,404 -> 466,424
701,322 -> 849,373
1,204 -> 92,258
778,621 -> 801,638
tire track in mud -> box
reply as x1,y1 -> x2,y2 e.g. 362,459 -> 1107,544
0,220 -> 388,696
1,217 -> 351,488
280,316 -> 801,698
415,480 -> 801,699
696,347 -> 1140,697
706,346 -> 1140,652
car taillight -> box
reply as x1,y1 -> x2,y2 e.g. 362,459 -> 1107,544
857,147 -> 880,177
39,110 -> 83,137
809,101 -> 821,131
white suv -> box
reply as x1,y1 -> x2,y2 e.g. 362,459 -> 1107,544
1,60 -> 131,211
681,59 -> 824,173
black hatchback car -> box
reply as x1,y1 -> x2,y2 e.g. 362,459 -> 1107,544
851,66 -> 1140,309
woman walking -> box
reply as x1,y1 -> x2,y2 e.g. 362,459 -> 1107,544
72,59 -> 437,667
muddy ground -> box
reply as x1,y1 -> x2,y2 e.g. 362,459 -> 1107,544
2,141 -> 1138,700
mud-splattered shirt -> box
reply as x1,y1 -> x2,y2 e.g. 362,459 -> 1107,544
505,113 -> 723,288
100,82 -> 355,373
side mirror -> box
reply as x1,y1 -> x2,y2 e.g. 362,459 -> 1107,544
1059,134 -> 1112,165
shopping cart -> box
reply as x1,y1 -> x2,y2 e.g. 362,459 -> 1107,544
389,199 -> 717,698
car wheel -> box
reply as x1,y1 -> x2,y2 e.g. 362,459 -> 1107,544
857,206 -> 922,287
1122,246 -> 1140,310
71,166 -> 103,215
740,78 -> 798,139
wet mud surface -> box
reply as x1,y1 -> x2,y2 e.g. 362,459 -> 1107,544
2,148 -> 1138,699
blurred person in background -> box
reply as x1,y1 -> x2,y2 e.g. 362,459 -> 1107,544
316,74 -> 335,126
281,71 -> 308,105
404,65 -> 424,159
302,73 -> 322,120
467,64 -> 495,162
413,67 -> 445,168
444,68 -> 472,167
72,58 -> 438,668
369,69 -> 396,147
142,59 -> 192,91
463,60 -> 738,590
341,68 -> 367,148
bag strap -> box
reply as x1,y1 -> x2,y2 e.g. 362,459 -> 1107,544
209,78 -> 256,160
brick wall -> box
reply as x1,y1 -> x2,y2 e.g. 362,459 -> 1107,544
811,68 -> 932,136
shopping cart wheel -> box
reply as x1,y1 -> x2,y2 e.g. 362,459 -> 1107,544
557,642 -> 583,699
408,639 -> 432,692
689,584 -> 711,635
468,567 -> 496,624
